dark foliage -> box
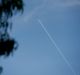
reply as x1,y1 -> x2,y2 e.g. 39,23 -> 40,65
0,0 -> 23,18
0,37 -> 18,56
0,0 -> 24,57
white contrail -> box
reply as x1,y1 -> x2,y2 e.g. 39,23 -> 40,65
38,19 -> 76,75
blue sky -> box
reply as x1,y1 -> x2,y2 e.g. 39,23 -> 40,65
0,0 -> 80,75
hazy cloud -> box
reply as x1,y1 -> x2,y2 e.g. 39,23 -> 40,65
44,0 -> 80,7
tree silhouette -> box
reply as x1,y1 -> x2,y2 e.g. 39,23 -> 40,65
0,0 -> 24,74
0,0 -> 24,57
